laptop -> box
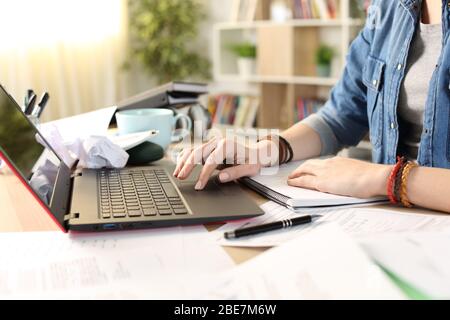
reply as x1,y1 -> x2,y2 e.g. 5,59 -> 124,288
0,84 -> 264,232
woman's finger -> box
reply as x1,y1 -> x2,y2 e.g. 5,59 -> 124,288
195,140 -> 232,190
287,174 -> 318,191
173,148 -> 193,177
218,164 -> 261,183
288,160 -> 322,179
177,139 -> 218,180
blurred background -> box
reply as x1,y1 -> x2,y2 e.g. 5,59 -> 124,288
0,0 -> 368,130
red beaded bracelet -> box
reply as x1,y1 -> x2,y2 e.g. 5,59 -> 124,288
387,156 -> 406,204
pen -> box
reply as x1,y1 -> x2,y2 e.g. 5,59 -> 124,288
23,89 -> 34,112
24,93 -> 37,115
224,215 -> 322,239
32,92 -> 50,118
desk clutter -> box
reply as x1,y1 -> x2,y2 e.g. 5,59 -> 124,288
2,89 -> 450,299
1,197 -> 450,299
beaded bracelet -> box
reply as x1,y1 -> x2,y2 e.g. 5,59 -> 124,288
387,157 -> 406,204
394,160 -> 408,204
278,136 -> 294,163
258,135 -> 293,165
400,161 -> 418,208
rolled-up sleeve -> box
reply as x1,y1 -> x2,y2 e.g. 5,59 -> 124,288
301,113 -> 340,156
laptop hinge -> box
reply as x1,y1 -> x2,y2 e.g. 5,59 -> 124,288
64,212 -> 80,222
71,171 -> 82,179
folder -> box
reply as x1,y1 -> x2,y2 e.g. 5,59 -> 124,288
117,82 -> 208,111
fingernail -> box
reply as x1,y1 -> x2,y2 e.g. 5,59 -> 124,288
219,172 -> 231,183
195,181 -> 203,190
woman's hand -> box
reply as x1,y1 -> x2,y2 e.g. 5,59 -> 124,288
173,137 -> 279,190
287,157 -> 392,199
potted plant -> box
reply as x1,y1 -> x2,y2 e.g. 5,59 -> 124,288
229,42 -> 257,77
315,45 -> 334,78
127,0 -> 210,84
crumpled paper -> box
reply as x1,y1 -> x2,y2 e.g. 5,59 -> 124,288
39,124 -> 129,169
29,158 -> 59,204
31,125 -> 129,203
77,136 -> 130,169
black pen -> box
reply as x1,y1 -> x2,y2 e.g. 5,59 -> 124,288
224,215 -> 322,239
26,89 -> 34,104
32,92 -> 50,118
24,93 -> 37,115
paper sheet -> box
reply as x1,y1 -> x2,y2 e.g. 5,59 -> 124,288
40,106 -> 117,143
253,160 -> 385,208
213,201 -> 450,247
195,223 -> 404,300
0,226 -> 234,299
359,230 -> 450,299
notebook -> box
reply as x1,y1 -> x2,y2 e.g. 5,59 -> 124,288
239,160 -> 387,211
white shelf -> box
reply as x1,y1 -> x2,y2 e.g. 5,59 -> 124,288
216,74 -> 339,86
214,19 -> 364,30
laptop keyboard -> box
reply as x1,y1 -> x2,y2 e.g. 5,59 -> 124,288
98,169 -> 188,219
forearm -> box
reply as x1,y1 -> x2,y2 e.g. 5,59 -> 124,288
404,167 -> 450,213
281,122 -> 322,161
374,165 -> 450,214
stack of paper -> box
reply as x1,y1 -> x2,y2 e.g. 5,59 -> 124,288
195,223 -> 404,299
40,106 -> 117,143
0,226 -> 234,299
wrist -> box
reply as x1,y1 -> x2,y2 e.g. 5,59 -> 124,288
374,164 -> 394,197
255,139 -> 279,167
257,134 -> 293,166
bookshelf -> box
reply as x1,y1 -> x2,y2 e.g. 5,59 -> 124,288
211,0 -> 366,129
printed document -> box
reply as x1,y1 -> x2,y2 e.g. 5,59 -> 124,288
0,226 -> 234,299
196,223 -> 404,299
213,201 -> 450,247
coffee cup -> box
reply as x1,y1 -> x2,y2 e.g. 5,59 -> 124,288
116,109 -> 191,150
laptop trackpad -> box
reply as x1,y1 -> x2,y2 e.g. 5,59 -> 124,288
177,175 -> 238,196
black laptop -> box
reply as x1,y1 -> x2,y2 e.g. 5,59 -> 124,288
0,84 -> 263,232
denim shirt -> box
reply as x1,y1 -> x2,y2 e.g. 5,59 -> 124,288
302,0 -> 450,168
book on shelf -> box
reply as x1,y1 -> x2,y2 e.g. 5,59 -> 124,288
292,0 -> 339,20
207,94 -> 260,128
295,98 -> 324,121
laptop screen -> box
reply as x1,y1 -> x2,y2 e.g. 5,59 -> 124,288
0,85 -> 62,206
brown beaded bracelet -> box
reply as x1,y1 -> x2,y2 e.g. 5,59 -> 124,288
400,162 -> 418,208
279,135 -> 294,164
258,135 -> 293,165
393,160 -> 408,203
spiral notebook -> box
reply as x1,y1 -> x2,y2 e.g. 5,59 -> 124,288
239,160 -> 386,211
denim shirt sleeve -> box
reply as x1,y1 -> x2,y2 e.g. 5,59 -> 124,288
301,15 -> 376,155
301,114 -> 340,155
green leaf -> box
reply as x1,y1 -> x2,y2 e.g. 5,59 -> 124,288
127,0 -> 211,84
